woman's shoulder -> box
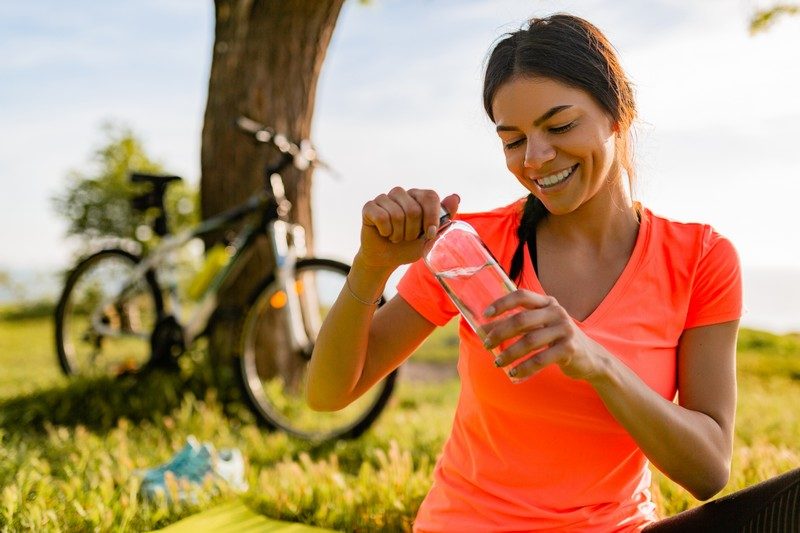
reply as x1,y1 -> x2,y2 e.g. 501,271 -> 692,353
454,198 -> 525,228
642,206 -> 738,262
641,207 -> 742,327
452,198 -> 526,261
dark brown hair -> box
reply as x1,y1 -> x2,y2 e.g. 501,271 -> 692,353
483,14 -> 637,282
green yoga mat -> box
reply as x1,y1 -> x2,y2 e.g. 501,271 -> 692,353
154,501 -> 336,532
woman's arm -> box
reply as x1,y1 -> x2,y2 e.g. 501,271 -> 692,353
486,292 -> 739,500
306,258 -> 436,411
587,320 -> 739,500
306,188 -> 459,411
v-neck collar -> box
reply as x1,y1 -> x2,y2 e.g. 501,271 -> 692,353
520,206 -> 652,327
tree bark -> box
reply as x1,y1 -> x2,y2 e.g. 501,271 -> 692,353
200,0 -> 345,362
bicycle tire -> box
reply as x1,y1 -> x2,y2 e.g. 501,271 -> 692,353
55,248 -> 163,377
237,257 -> 397,443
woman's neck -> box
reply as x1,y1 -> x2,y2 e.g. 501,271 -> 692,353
538,178 -> 639,256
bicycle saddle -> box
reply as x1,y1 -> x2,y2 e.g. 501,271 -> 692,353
129,173 -> 183,186
129,173 -> 183,236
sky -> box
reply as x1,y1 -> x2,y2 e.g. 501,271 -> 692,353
1,0 -> 799,331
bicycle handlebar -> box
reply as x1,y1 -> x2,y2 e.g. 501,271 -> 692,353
235,116 -> 317,172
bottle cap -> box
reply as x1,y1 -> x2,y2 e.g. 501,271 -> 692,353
439,205 -> 451,226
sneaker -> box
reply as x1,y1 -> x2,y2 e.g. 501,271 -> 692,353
136,435 -> 204,483
214,447 -> 248,492
138,436 -> 248,503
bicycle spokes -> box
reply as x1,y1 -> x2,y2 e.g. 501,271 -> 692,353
58,251 -> 158,376
239,259 -> 393,443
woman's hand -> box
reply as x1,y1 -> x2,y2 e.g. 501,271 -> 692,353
483,290 -> 607,382
357,187 -> 460,269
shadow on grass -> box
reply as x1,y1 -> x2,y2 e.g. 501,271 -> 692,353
0,356 -> 251,433
0,353 -> 384,462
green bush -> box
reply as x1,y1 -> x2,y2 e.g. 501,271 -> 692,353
0,300 -> 56,321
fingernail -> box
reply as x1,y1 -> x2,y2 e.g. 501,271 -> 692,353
426,225 -> 437,239
493,357 -> 502,367
483,306 -> 496,317
508,367 -> 518,377
483,338 -> 493,349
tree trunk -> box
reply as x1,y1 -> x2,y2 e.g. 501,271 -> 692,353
200,0 -> 345,362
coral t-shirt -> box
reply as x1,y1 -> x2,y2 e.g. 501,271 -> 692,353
396,199 -> 742,532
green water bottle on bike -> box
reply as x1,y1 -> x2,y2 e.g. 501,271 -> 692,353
186,243 -> 232,300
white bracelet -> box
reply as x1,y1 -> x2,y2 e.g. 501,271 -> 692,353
345,275 -> 381,306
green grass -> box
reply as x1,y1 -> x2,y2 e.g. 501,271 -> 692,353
0,317 -> 65,397
0,316 -> 797,531
407,320 -> 459,364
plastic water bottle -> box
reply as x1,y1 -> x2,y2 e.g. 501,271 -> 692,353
186,243 -> 231,300
423,207 -> 520,377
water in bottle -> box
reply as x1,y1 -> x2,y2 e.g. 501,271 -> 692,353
423,209 -> 522,378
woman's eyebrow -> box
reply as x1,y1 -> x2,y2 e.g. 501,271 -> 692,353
495,105 -> 573,132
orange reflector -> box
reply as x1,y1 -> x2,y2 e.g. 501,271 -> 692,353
295,279 -> 304,295
270,290 -> 288,309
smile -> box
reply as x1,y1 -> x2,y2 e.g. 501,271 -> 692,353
534,164 -> 578,189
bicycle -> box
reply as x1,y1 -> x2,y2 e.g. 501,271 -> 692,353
54,116 -> 397,443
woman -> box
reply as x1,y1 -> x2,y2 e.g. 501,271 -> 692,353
308,14 -> 743,531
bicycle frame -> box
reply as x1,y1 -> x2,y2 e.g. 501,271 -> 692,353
90,179 -> 315,353
57,116 -> 398,443
90,116 -> 324,360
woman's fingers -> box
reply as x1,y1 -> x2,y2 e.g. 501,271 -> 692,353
484,291 -> 553,319
364,194 -> 404,241
506,343 -> 568,382
483,305 -> 561,350
482,292 -> 560,348
380,190 -> 412,243
440,193 -> 461,220
492,322 -> 565,368
362,187 -> 461,248
364,187 -> 460,243
361,196 -> 392,237
365,188 -> 415,243
480,291 -> 583,381
408,189 -> 443,239
389,187 -> 425,241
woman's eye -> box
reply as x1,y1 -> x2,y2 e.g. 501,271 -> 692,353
503,138 -> 524,150
549,121 -> 576,134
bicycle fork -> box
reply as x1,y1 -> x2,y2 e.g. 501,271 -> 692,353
270,220 -> 321,355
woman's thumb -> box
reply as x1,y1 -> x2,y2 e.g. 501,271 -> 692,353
441,193 -> 461,218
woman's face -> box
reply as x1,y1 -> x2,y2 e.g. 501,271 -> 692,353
491,76 -> 620,216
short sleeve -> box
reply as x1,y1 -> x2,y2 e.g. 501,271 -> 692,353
396,259 -> 459,327
683,231 -> 743,329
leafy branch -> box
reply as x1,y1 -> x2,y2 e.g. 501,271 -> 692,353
750,3 -> 800,34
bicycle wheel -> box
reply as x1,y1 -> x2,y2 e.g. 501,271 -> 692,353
238,258 -> 397,443
55,248 -> 163,376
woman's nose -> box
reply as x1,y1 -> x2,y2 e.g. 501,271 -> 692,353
523,137 -> 556,169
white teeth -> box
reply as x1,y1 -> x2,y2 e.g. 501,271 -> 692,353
535,165 -> 576,187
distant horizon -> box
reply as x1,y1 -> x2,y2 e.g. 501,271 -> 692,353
2,263 -> 799,335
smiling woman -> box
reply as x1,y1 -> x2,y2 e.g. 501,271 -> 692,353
493,78 -> 620,216
305,12 -> 799,533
